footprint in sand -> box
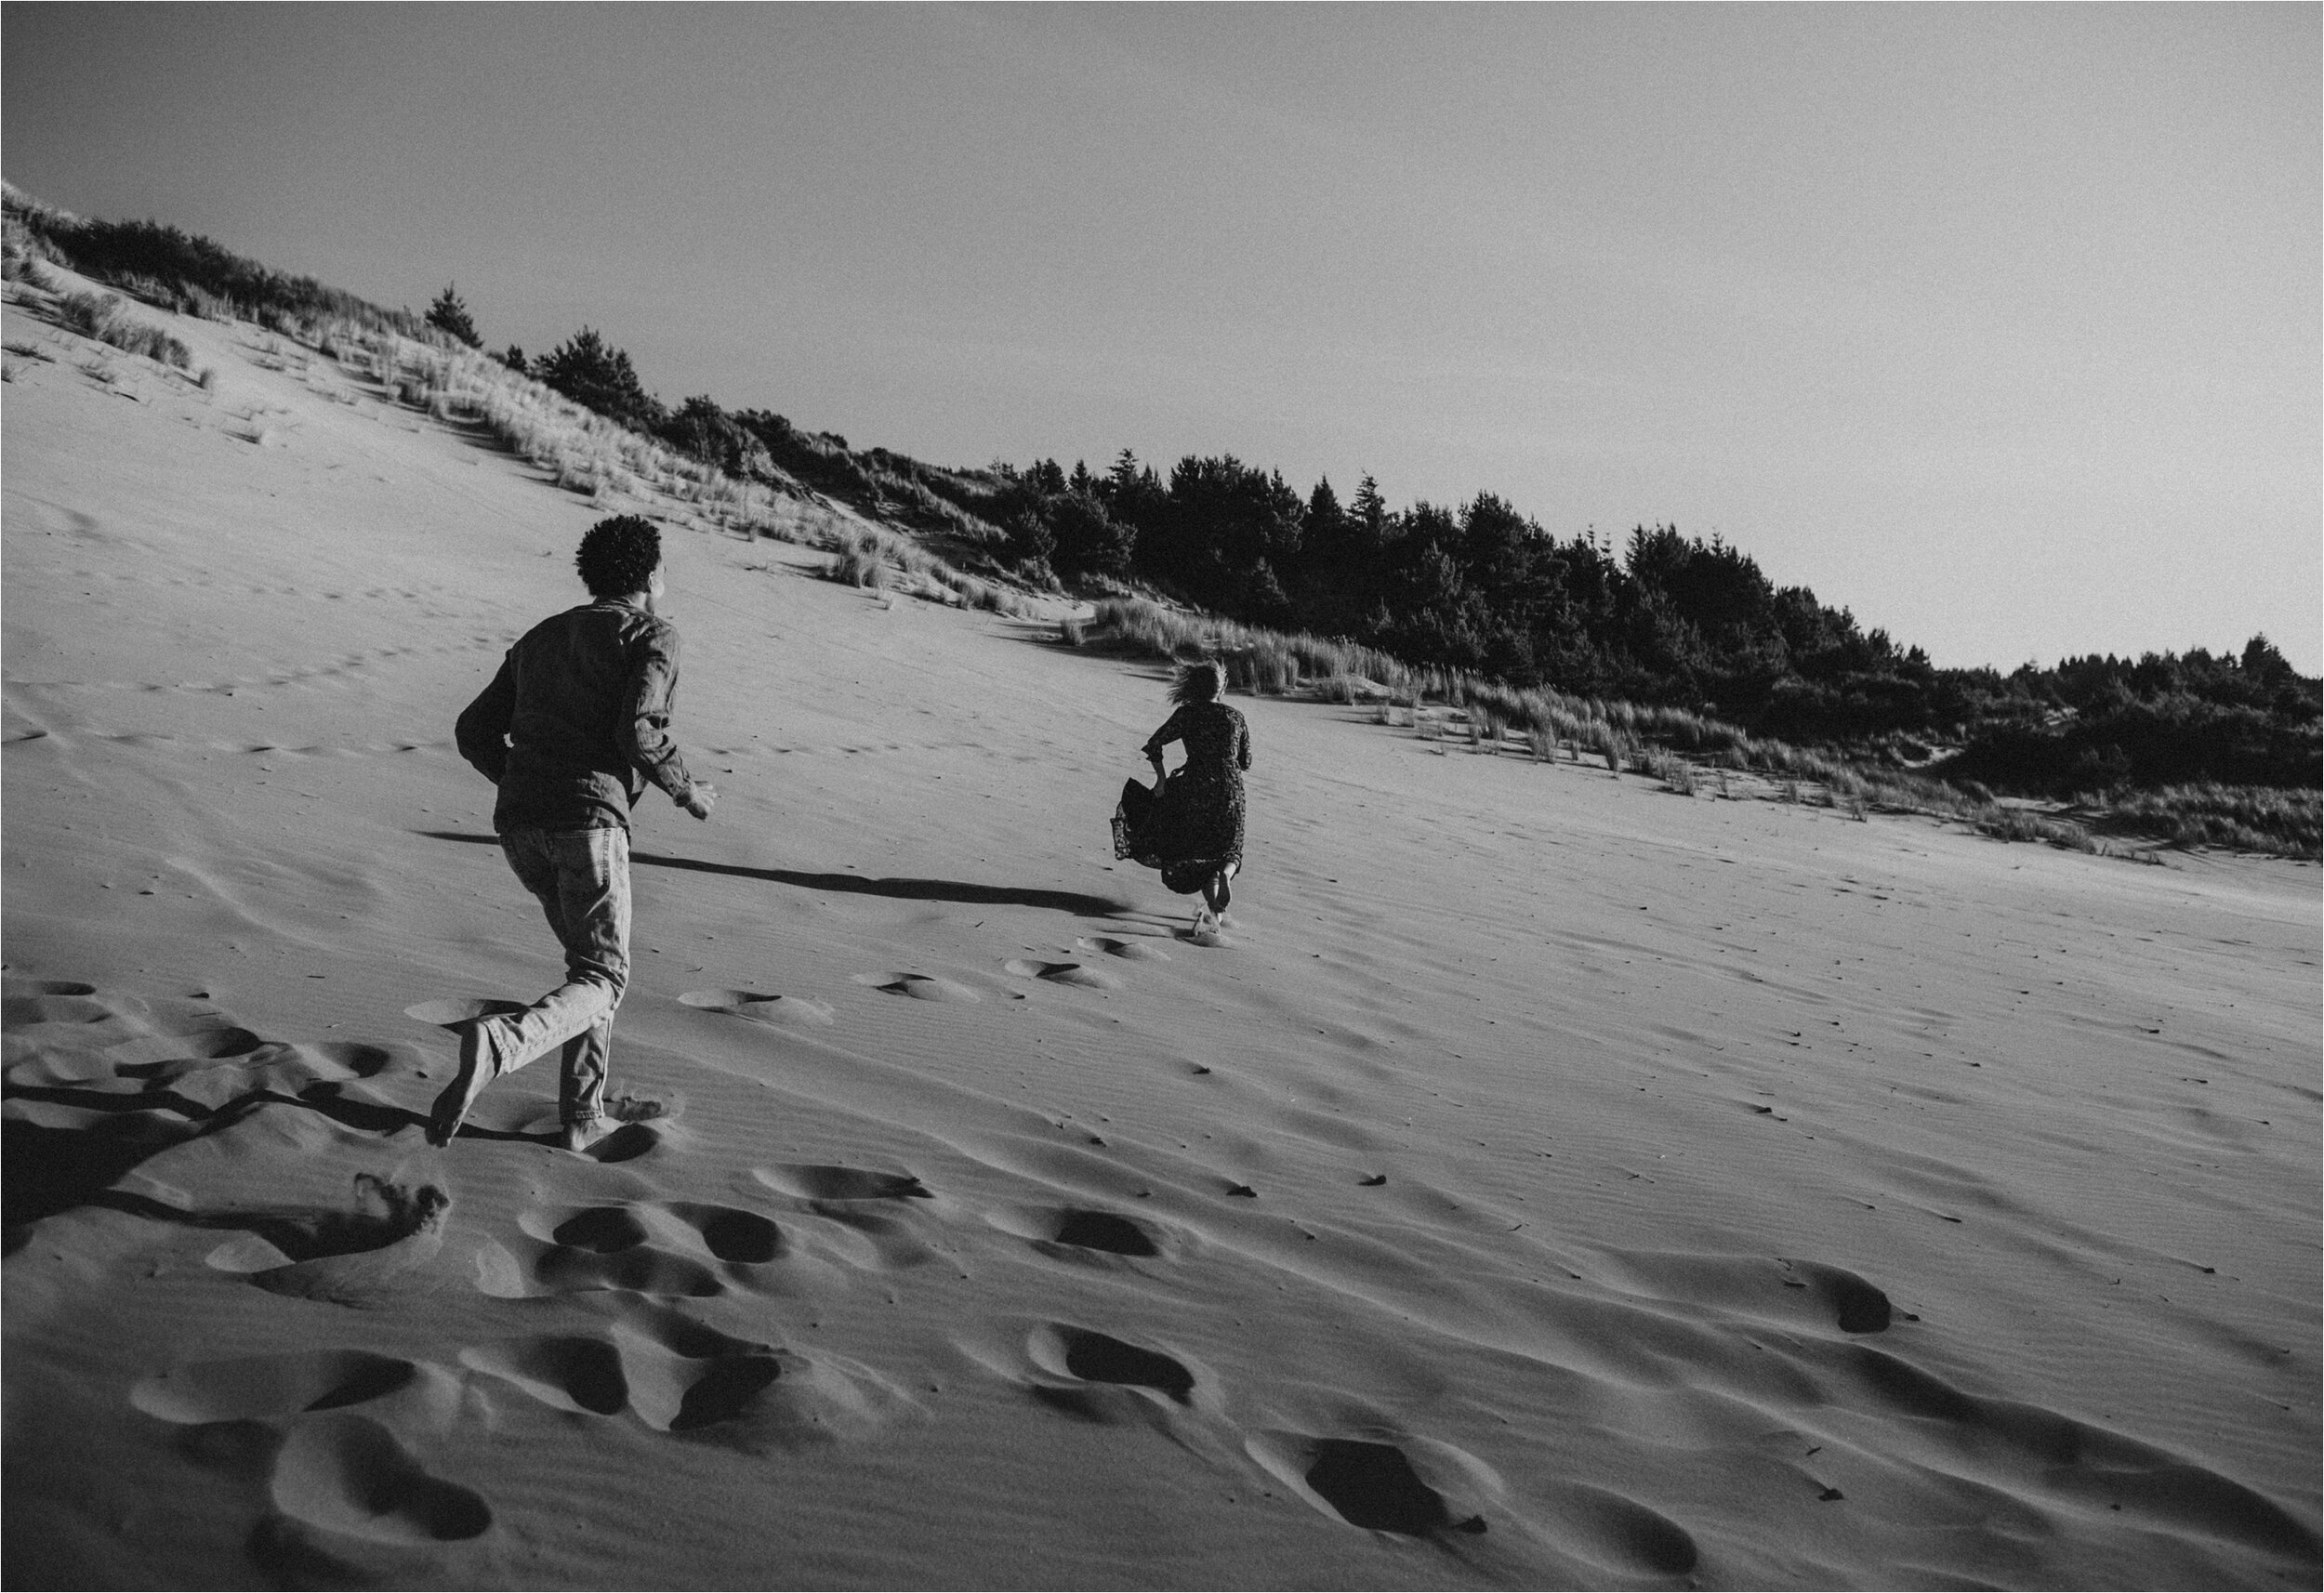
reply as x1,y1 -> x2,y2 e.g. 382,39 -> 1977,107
984,1205 -> 1169,1264
655,1340 -> 915,1448
1001,959 -> 1123,990
271,1040 -> 400,1080
461,1301 -> 912,1449
548,1205 -> 650,1253
578,1122 -> 664,1164
753,1164 -> 932,1202
1248,1431 -> 1498,1541
5,979 -> 274,1089
1026,1323 -> 1196,1405
493,1197 -> 787,1297
677,989 -> 835,1027
1609,1251 -> 1902,1336
1779,1258 -> 1895,1334
458,1335 -> 630,1416
1305,1440 -> 1465,1534
1843,1345 -> 2321,1564
852,972 -> 980,1004
545,1200 -> 786,1266
131,1349 -> 427,1425
508,1205 -> 726,1297
5,978 -> 99,998
750,1165 -> 937,1269
134,1353 -> 478,1569
612,1306 -> 793,1438
2,985 -> 114,1031
667,1203 -> 784,1264
667,1356 -> 787,1432
203,1177 -> 453,1308
73,1043 -> 376,1112
197,1173 -> 449,1268
1047,1208 -> 1160,1257
1532,1481 -> 1701,1574
1075,936 -> 1171,963
270,1414 -> 491,1545
107,1024 -> 268,1064
5,974 -> 409,1114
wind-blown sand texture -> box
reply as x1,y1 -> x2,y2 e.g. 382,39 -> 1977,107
5,275 -> 2318,1590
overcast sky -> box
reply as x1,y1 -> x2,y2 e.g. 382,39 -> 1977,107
7,4 -> 2317,671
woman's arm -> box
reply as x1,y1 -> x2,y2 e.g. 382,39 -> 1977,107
1142,707 -> 1185,765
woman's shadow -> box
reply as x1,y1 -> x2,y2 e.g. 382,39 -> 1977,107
416,833 -> 1129,917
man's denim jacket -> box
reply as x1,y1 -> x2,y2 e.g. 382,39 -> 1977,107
456,598 -> 697,833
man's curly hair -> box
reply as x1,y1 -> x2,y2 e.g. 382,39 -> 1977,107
575,515 -> 662,598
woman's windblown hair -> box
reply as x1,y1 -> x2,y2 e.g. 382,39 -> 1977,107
1170,660 -> 1224,705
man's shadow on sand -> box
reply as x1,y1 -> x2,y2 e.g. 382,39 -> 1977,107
1,1072 -> 660,1254
417,832 -> 1129,917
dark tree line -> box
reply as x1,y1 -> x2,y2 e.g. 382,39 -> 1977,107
990,449 -> 1937,717
971,450 -> 2318,791
19,185 -> 2307,797
480,314 -> 2324,796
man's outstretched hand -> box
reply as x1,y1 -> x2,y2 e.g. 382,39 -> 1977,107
680,782 -> 719,821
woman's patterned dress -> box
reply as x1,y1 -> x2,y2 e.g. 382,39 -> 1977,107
1117,702 -> 1252,891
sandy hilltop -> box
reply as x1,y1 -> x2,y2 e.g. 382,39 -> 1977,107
3,260 -> 2318,1591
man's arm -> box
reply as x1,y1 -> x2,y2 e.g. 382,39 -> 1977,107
454,655 -> 516,784
621,624 -> 714,818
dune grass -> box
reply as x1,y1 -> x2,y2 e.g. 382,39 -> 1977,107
229,320 -> 1050,620
2090,783 -> 2320,859
831,543 -> 891,590
8,187 -> 2285,863
1066,596 -> 2216,860
50,261 -> 1054,621
50,290 -> 194,372
1638,747 -> 1699,795
4,180 -> 440,349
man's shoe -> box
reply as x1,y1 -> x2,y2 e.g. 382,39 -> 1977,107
427,1020 -> 503,1147
558,1119 -> 611,1153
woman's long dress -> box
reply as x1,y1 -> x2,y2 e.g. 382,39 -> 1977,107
1116,702 -> 1251,893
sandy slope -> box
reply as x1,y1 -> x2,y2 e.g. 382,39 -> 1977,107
4,276 -> 2317,1591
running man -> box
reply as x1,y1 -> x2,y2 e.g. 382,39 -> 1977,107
434,515 -> 716,1150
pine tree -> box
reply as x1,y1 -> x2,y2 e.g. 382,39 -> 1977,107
426,283 -> 482,349
1351,473 -> 1388,546
535,327 -> 666,432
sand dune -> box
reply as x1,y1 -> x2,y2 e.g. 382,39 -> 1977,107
5,274 -> 2317,1589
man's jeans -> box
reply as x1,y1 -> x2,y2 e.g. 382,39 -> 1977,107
483,825 -> 631,1128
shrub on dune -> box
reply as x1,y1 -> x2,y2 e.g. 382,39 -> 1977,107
833,546 -> 890,589
4,184 -> 441,349
51,289 -> 193,372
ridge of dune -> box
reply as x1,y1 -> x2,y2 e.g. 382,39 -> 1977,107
3,270 -> 2317,1589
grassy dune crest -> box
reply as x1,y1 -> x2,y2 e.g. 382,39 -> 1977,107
6,179 -> 2308,857
1070,598 -> 2184,861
